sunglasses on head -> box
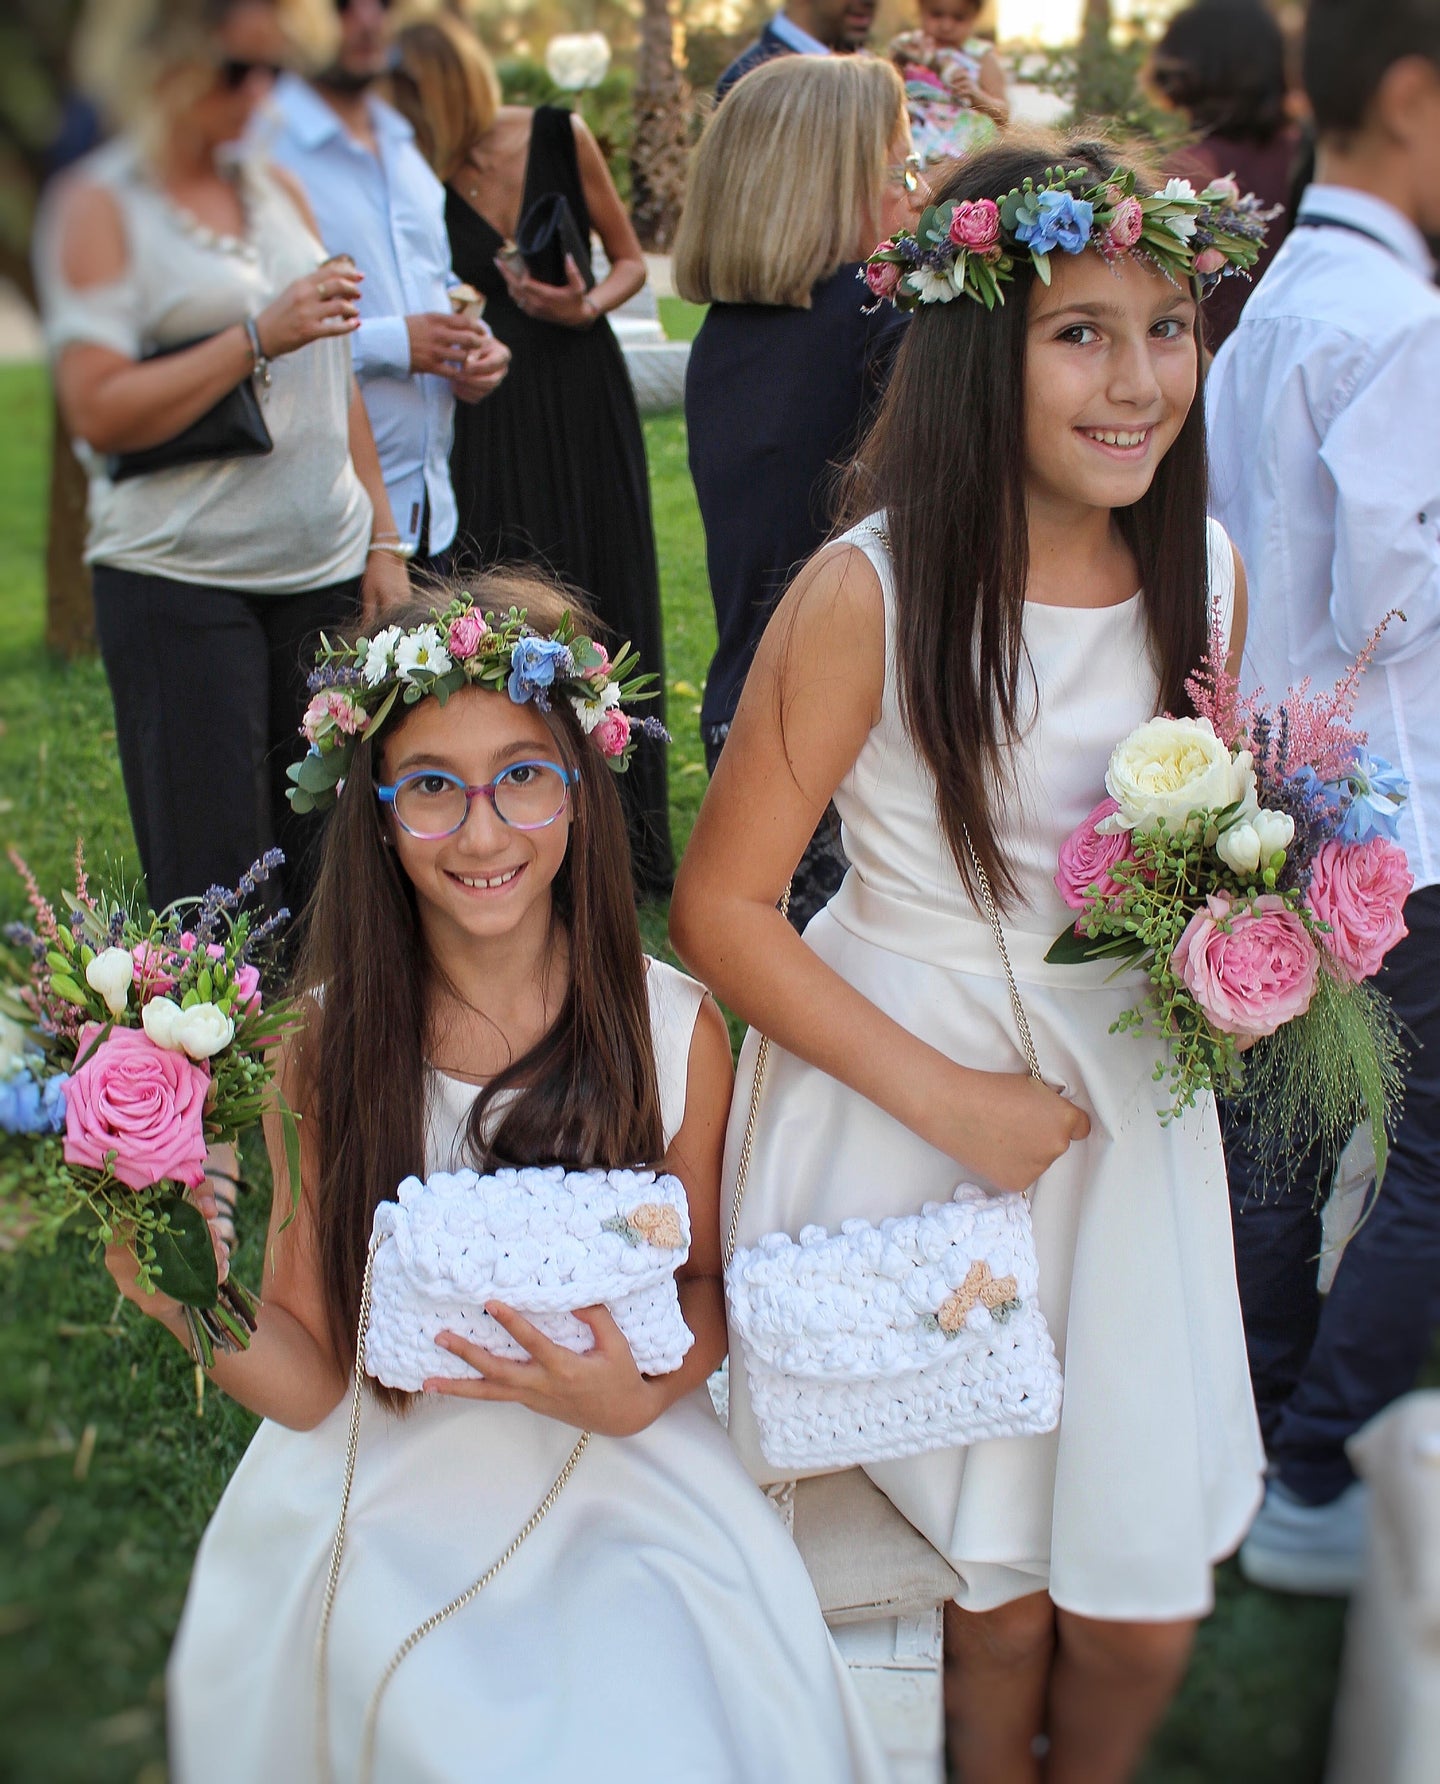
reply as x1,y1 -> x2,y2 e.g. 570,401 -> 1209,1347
218,56 -> 282,89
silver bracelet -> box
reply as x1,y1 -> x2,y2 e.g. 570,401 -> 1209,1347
243,316 -> 271,388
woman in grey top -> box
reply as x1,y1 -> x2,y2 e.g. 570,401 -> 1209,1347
35,0 -> 406,922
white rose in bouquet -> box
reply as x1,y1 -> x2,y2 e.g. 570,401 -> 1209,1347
1099,716 -> 1249,834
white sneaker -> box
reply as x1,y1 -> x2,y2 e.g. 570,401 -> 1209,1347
1239,1478 -> 1370,1596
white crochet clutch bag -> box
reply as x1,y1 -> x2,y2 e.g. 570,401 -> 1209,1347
363,1165 -> 696,1391
727,1182 -> 1062,1470
723,832 -> 1064,1471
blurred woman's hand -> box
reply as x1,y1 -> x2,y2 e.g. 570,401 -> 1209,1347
495,253 -> 597,330
256,263 -> 363,357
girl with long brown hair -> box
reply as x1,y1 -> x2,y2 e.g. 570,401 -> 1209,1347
105,571 -> 886,1782
673,133 -> 1267,1781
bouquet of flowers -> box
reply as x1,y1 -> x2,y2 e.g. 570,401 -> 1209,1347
1047,612 -> 1410,1183
0,848 -> 299,1365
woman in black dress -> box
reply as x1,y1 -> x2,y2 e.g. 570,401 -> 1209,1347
392,16 -> 673,898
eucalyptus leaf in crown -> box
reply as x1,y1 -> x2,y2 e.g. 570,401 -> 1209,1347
863,166 -> 1277,313
288,600 -> 670,815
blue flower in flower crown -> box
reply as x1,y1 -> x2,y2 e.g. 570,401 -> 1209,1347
507,636 -> 574,707
1013,189 -> 1094,257
0,1067 -> 69,1135
1333,749 -> 1408,845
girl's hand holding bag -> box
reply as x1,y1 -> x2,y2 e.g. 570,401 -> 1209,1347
724,836 -> 1064,1473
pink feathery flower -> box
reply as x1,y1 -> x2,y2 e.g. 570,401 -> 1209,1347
1271,611 -> 1404,781
1183,600 -> 1248,747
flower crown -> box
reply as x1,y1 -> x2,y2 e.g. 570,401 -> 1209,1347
286,600 -> 669,815
863,166 -> 1276,312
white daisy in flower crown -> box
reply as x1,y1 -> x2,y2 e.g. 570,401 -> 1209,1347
288,594 -> 670,815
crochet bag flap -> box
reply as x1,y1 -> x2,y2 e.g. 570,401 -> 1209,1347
364,1165 -> 695,1392
727,1182 -> 1063,1471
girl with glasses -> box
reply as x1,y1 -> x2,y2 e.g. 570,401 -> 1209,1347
108,571 -> 887,1782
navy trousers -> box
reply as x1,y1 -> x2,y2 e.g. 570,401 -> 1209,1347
1223,883 -> 1440,1504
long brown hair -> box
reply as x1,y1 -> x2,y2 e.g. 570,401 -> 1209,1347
292,570 -> 664,1391
837,132 -> 1210,908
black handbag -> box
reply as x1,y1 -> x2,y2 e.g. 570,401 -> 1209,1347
108,336 -> 273,483
513,192 -> 595,290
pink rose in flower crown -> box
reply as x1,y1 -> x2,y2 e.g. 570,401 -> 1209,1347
593,708 -> 632,759
325,691 -> 365,735
949,199 -> 1001,252
1054,798 -> 1134,912
1103,196 -> 1144,253
865,256 -> 902,300
1305,837 -> 1412,983
447,610 -> 488,659
586,644 -> 612,685
62,1023 -> 209,1191
1194,247 -> 1228,276
1173,893 -> 1319,1039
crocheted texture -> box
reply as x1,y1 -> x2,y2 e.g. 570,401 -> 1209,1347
727,1182 -> 1062,1469
365,1166 -> 695,1391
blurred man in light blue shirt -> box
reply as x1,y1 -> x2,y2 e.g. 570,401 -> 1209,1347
260,0 -> 508,564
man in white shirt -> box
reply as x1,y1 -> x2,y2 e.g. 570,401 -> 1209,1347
715,0 -> 877,100
1206,0 -> 1440,1596
261,0 -> 509,567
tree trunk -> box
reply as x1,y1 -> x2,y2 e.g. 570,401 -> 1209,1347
44,400 -> 94,659
630,0 -> 690,251
1075,0 -> 1117,122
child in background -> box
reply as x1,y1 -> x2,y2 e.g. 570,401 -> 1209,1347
889,0 -> 1009,165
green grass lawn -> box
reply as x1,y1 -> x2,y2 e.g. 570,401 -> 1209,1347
0,363 -> 1348,1782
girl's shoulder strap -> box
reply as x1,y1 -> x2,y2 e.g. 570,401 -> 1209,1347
1205,515 -> 1239,653
643,959 -> 707,1150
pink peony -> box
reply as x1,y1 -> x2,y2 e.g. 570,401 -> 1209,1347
300,693 -> 331,744
447,610 -> 487,659
1305,838 -> 1412,983
1054,798 -> 1133,911
865,256 -> 902,300
1194,246 -> 1228,276
593,708 -> 632,759
1105,195 -> 1144,252
62,1023 -> 209,1191
1173,893 -> 1319,1039
233,963 -> 263,1013
949,198 -> 1001,252
325,691 -> 365,735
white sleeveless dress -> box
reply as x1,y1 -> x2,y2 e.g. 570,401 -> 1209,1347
168,961 -> 886,1783
723,519 -> 1266,1620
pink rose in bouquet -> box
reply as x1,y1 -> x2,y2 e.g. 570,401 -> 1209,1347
593,708 -> 632,759
949,199 -> 1001,252
130,941 -> 177,997
63,1024 -> 210,1191
865,256 -> 902,300
1173,893 -> 1319,1039
1054,797 -> 1133,912
233,962 -> 263,1013
1305,837 -> 1412,983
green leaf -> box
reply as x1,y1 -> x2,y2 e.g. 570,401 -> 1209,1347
277,1088 -> 303,1235
1043,924 -> 1147,966
150,1195 -> 220,1309
1031,250 -> 1052,286
48,975 -> 90,1008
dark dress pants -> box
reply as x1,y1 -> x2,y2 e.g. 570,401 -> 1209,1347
1223,883 -> 1440,1504
91,565 -> 362,923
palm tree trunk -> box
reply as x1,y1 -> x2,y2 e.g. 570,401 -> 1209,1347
630,0 -> 690,251
44,402 -> 94,658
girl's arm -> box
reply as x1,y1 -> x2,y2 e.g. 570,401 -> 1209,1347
425,992 -> 735,1436
346,381 -> 411,620
493,113 -> 646,328
961,48 -> 1011,125
103,1034 -> 350,1430
1226,543 -> 1250,680
670,543 -> 1089,1195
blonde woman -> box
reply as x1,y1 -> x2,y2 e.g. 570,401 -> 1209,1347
673,54 -> 915,931
390,15 -> 674,901
34,0 -> 406,924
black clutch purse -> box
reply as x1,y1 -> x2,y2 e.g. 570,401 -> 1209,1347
513,193 -> 595,290
108,336 -> 273,483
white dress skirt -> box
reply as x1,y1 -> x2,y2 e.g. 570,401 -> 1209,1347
722,518 -> 1267,1621
167,961 -> 887,1783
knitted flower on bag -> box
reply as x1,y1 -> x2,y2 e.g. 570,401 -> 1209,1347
288,600 -> 670,814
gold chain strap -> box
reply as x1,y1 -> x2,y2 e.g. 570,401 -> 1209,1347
315,1233 -> 589,1784
724,830 -> 1045,1265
